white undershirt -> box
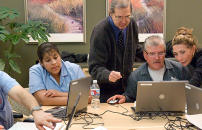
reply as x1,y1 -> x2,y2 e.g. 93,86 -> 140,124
148,66 -> 165,81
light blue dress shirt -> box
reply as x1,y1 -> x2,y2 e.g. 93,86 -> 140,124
29,60 -> 86,94
0,71 -> 19,129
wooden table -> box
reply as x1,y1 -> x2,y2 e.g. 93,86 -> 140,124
42,103 -> 188,130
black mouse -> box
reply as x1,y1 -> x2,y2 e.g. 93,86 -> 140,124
23,117 -> 35,122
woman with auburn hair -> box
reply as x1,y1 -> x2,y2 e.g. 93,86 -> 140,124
171,27 -> 202,87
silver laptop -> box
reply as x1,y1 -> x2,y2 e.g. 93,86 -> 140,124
135,81 -> 188,113
66,92 -> 81,130
45,76 -> 92,117
185,83 -> 202,115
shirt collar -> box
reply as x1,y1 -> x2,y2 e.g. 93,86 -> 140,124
109,16 -> 127,36
60,60 -> 68,77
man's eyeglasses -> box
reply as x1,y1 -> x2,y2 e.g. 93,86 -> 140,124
114,15 -> 131,21
144,51 -> 166,57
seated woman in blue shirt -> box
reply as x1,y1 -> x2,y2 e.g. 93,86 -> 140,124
29,43 -> 90,105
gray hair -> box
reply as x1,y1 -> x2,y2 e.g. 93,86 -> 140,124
110,0 -> 132,14
144,35 -> 166,51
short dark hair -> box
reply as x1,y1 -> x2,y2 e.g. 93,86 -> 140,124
37,43 -> 60,63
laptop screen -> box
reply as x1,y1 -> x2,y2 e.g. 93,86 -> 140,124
66,75 -> 91,116
185,83 -> 202,115
65,92 -> 81,130
44,76 -> 92,117
135,81 -> 188,113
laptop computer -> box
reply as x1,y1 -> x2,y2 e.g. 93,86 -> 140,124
185,83 -> 202,115
45,75 -> 92,117
134,81 -> 188,113
185,83 -> 202,129
65,92 -> 81,130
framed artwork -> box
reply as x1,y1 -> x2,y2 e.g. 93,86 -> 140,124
25,0 -> 86,43
106,0 -> 165,42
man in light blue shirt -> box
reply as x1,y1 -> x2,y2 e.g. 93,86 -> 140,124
0,71 -> 62,130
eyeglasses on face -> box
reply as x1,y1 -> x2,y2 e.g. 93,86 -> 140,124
144,51 -> 166,57
113,14 -> 131,21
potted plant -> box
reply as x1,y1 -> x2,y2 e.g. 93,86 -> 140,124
0,7 -> 50,75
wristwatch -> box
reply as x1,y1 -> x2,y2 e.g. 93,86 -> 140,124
31,106 -> 43,115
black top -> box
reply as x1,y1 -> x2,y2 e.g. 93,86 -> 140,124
166,41 -> 202,87
189,49 -> 202,87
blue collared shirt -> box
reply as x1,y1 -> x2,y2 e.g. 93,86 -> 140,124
0,71 -> 19,129
29,60 -> 86,94
109,16 -> 127,46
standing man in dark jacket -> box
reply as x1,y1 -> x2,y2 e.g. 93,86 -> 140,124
89,0 -> 144,103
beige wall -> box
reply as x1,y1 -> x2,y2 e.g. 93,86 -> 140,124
0,0 -> 202,87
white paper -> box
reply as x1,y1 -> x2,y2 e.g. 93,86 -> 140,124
186,114 -> 202,129
92,126 -> 108,130
9,122 -> 63,130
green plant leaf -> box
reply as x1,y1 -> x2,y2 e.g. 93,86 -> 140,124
0,13 -> 9,19
21,24 -> 31,29
0,25 -> 5,29
14,28 -> 20,32
3,34 -> 13,42
31,30 -> 38,40
9,13 -> 15,20
37,38 -> 45,45
0,7 -> 50,75
4,51 -> 21,59
34,21 -> 43,27
37,29 -> 49,42
11,9 -> 19,15
8,59 -> 21,74
4,50 -> 12,59
0,59 -> 5,71
27,20 -> 35,26
0,29 -> 10,35
11,53 -> 21,58
42,31 -> 50,37
0,34 -> 6,41
39,26 -> 46,31
0,7 -> 20,20
21,34 -> 29,43
0,7 -> 10,13
12,35 -> 20,45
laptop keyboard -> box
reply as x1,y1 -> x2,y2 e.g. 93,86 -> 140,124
52,109 -> 66,117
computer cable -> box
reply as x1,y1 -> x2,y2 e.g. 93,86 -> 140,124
65,112 -> 104,129
131,107 -> 176,121
164,116 -> 197,130
99,104 -> 131,117
67,104 -> 132,129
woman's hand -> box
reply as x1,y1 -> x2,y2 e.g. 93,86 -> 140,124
44,89 -> 68,97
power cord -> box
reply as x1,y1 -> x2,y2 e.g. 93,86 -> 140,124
62,104 -> 131,129
164,116 -> 197,130
99,104 -> 131,117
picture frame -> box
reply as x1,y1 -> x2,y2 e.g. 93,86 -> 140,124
25,0 -> 86,43
106,0 -> 166,42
